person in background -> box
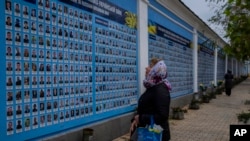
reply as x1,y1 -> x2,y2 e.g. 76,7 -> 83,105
224,70 -> 234,96
130,58 -> 171,141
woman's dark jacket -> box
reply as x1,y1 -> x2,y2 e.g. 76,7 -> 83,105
137,83 -> 171,141
224,71 -> 233,89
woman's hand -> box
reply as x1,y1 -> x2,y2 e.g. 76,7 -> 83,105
134,115 -> 139,124
129,115 -> 139,134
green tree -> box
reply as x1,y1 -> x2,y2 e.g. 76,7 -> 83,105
206,0 -> 250,61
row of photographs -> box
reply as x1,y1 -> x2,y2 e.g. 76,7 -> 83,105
6,107 -> 93,135
149,51 -> 192,62
148,54 -> 191,66
6,46 -> 137,63
5,12 -> 92,30
6,12 -> 135,40
7,97 -> 132,117
7,99 -> 92,117
6,66 -> 136,78
6,0 -> 93,21
5,30 -> 136,50
150,54 -> 192,64
149,46 -> 192,56
5,30 -> 92,45
6,98 -> 132,119
6,0 -> 137,35
6,97 -> 133,135
149,43 -> 192,53
5,18 -> 136,40
6,87 -> 137,106
5,73 -> 137,87
6,86 -> 136,105
149,43 -> 192,55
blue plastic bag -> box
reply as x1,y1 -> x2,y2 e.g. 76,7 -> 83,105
137,116 -> 162,141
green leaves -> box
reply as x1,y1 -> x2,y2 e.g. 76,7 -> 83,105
208,0 -> 250,61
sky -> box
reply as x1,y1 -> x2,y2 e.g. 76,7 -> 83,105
181,0 -> 212,22
181,0 -> 226,41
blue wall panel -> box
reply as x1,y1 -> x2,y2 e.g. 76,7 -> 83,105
1,0 -> 138,140
148,0 -> 193,98
217,49 -> 225,81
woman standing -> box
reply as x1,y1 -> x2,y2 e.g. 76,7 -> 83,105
224,70 -> 234,96
130,58 -> 171,141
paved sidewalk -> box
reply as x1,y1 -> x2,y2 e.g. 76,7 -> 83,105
170,78 -> 250,141
113,78 -> 250,141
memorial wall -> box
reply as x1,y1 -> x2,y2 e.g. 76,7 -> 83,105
217,49 -> 226,81
2,0 -> 138,140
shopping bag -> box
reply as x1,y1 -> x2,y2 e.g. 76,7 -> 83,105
130,127 -> 138,141
131,116 -> 162,141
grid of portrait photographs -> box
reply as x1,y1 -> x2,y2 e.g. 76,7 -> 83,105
217,55 -> 226,80
149,35 -> 193,95
5,0 -> 138,135
233,60 -> 237,76
94,20 -> 138,113
198,48 -> 214,87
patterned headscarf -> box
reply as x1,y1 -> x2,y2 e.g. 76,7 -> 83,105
143,60 -> 172,90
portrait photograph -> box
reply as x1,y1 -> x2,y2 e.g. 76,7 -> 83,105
38,0 -> 43,7
52,2 -> 56,11
5,0 -> 12,12
38,10 -> 43,20
6,16 -> 12,26
31,9 -> 36,18
40,115 -> 45,127
16,119 -> 22,132
23,6 -> 29,16
45,0 -> 50,9
6,76 -> 13,87
6,91 -> 13,102
23,34 -> 29,44
6,62 -> 12,71
14,3 -> 21,14
15,76 -> 22,86
7,106 -> 13,117
6,31 -> 12,41
7,121 -> 14,133
33,116 -> 38,127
